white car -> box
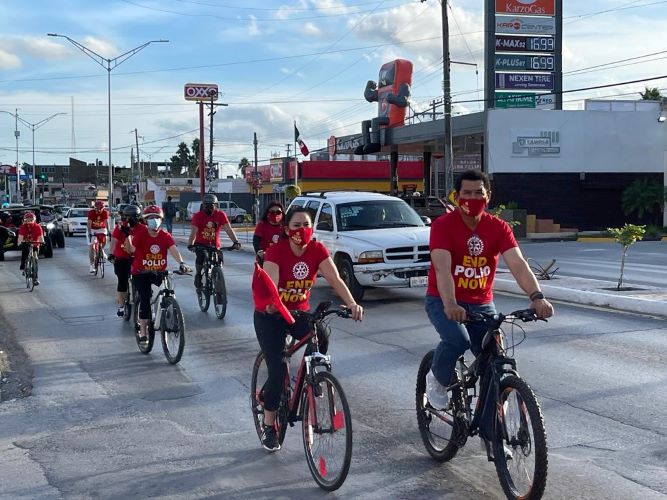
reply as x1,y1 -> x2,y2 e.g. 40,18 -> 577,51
288,191 -> 431,301
186,200 -> 247,223
62,208 -> 90,236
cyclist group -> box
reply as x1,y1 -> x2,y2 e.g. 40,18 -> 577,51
10,169 -> 554,492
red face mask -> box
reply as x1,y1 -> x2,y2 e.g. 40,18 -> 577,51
267,212 -> 283,224
288,227 -> 313,246
458,198 -> 487,217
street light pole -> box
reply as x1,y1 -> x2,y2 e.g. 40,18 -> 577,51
16,113 -> 66,204
47,33 -> 168,207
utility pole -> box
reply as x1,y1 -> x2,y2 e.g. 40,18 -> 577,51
14,109 -> 20,203
134,128 -> 140,183
253,132 -> 259,224
207,98 -> 228,189
442,0 -> 453,199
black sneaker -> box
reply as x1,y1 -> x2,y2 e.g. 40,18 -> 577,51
19,263 -> 25,270
33,280 -> 40,286
261,424 -> 280,452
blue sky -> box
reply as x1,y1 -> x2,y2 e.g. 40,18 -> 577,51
1,0 -> 666,178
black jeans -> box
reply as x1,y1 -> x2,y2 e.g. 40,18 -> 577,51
113,258 -> 132,292
253,311 -> 312,412
132,273 -> 163,320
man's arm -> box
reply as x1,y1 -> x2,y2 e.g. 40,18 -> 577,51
187,224 -> 198,246
432,248 -> 466,322
221,223 -> 241,248
502,246 -> 554,318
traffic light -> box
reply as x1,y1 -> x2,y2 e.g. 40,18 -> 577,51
39,173 -> 47,181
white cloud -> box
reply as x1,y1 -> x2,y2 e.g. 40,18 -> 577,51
19,37 -> 71,59
81,36 -> 119,58
303,22 -> 322,37
248,15 -> 260,36
0,49 -> 21,69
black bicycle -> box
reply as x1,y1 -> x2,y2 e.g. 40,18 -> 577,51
250,302 -> 353,491
189,243 -> 234,320
133,269 -> 190,364
24,243 -> 39,291
123,278 -> 135,323
416,309 -> 548,500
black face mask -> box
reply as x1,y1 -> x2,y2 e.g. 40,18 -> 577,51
204,205 -> 214,215
128,218 -> 137,227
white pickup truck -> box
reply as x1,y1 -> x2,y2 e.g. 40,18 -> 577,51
288,191 -> 431,301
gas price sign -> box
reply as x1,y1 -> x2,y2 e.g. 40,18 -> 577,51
495,35 -> 555,53
495,54 -> 555,71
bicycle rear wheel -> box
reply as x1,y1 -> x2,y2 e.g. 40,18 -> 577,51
99,255 -> 104,278
250,352 -> 268,442
493,375 -> 548,500
415,350 -> 464,462
160,296 -> 185,364
123,284 -> 133,322
197,269 -> 211,312
302,371 -> 352,491
212,265 -> 227,319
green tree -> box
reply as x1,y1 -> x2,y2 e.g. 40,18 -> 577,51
285,184 -> 301,202
238,157 -> 250,178
622,179 -> 666,226
639,87 -> 662,100
169,142 -> 192,177
188,138 -> 200,177
607,224 -> 646,290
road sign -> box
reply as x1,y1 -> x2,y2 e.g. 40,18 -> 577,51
184,83 -> 219,101
495,0 -> 555,16
495,72 -> 554,90
0,164 -> 17,175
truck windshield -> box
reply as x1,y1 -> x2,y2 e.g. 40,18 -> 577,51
336,200 -> 423,231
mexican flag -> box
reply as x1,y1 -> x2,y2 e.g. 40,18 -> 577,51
294,124 -> 310,156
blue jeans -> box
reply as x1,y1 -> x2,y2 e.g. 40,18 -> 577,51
165,217 -> 173,234
425,295 -> 496,386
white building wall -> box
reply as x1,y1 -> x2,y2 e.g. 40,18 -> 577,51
486,109 -> 667,174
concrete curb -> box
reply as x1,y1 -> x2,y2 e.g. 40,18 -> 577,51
494,276 -> 667,318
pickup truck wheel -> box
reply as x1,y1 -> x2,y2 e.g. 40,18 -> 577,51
337,257 -> 364,302
235,215 -> 244,223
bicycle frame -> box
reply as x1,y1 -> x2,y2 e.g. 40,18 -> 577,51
148,273 -> 176,330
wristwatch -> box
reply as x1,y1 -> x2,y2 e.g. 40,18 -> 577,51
529,291 -> 545,301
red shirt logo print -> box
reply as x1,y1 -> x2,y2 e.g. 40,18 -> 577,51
454,235 -> 491,291
279,261 -> 312,304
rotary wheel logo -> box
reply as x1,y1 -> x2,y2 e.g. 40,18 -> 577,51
271,234 -> 280,244
206,221 -> 213,228
150,244 -> 160,254
467,235 -> 484,257
293,261 -> 309,280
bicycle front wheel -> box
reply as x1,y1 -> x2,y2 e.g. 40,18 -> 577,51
302,371 -> 352,491
197,270 -> 210,312
493,375 -> 548,500
25,258 -> 34,290
161,296 -> 185,364
212,265 -> 227,319
415,350 -> 463,462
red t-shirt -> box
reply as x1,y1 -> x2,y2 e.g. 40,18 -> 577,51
191,209 -> 230,248
18,222 -> 43,244
130,225 -> 176,274
254,220 -> 284,252
426,210 -> 517,304
88,209 -> 109,230
111,223 -> 142,259
263,239 -> 330,312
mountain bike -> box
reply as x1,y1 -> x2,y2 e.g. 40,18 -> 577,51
91,232 -> 106,278
416,309 -> 548,500
250,302 -> 353,491
133,269 -> 191,364
24,243 -> 40,291
189,243 -> 235,319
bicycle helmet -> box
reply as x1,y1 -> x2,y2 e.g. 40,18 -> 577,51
94,200 -> 104,210
122,204 -> 142,218
23,212 -> 36,222
202,193 -> 218,205
143,205 -> 163,218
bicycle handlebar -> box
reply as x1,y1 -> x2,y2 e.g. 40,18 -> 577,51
188,243 -> 238,252
466,308 -> 545,326
309,300 -> 353,321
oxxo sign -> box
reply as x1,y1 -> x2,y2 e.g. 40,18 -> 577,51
184,83 -> 219,101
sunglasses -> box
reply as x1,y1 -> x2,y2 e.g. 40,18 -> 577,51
268,209 -> 283,214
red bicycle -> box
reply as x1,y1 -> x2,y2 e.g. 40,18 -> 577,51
250,301 -> 353,491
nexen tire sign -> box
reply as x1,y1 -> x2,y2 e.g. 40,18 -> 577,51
495,0 -> 555,16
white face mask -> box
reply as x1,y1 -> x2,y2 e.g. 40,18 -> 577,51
147,218 -> 161,230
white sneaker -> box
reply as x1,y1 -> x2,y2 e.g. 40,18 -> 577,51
89,264 -> 95,273
426,370 -> 449,410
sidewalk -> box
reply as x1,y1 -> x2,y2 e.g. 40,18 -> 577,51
494,273 -> 667,318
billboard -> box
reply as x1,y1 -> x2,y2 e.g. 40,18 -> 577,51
495,15 -> 556,35
496,0 -> 555,16
184,83 -> 219,101
496,72 -> 554,90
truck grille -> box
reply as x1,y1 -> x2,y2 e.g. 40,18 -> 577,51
385,245 -> 430,263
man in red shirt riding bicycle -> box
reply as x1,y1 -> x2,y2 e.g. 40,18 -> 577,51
18,211 -> 45,286
87,200 -> 111,274
187,193 -> 241,289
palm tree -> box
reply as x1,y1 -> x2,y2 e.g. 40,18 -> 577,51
640,87 -> 662,100
622,179 -> 666,225
238,157 -> 250,178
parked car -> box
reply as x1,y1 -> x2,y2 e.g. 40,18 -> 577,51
36,205 -> 66,249
287,191 -> 431,301
0,206 -> 58,259
399,195 -> 454,223
186,200 -> 247,223
62,207 -> 91,236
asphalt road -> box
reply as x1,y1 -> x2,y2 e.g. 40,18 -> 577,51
0,237 -> 665,499
518,241 -> 667,288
